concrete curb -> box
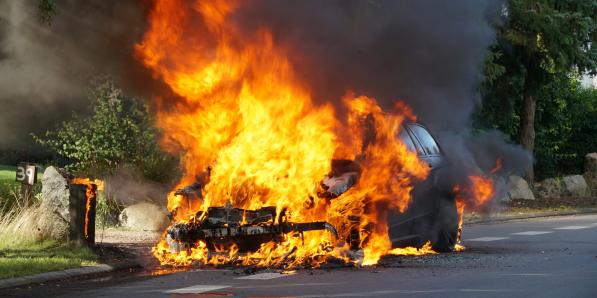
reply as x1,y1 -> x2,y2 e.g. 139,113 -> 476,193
465,208 -> 597,225
0,261 -> 139,289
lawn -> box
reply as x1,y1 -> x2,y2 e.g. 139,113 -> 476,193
0,165 -> 97,279
0,240 -> 98,279
0,164 -> 43,184
0,164 -> 19,187
0,164 -> 17,179
0,164 -> 43,211
0,165 -> 20,211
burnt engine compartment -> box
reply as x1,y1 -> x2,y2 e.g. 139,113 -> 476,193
166,160 -> 359,254
166,205 -> 338,253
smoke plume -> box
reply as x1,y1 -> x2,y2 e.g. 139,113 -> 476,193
0,1 -> 146,150
0,0 -> 531,205
230,0 -> 531,199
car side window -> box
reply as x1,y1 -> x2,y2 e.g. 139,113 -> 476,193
398,129 -> 416,153
409,125 -> 440,155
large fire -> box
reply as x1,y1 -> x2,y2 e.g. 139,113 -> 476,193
136,0 -> 444,267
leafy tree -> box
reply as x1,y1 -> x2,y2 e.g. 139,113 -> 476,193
483,0 -> 597,181
478,64 -> 597,180
34,79 -> 178,182
534,74 -> 597,179
37,0 -> 56,24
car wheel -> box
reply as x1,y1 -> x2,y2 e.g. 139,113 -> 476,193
430,196 -> 458,252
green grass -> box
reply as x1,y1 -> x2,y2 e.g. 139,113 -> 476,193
0,165 -> 98,279
0,164 -> 43,183
0,165 -> 19,191
0,164 -> 17,180
0,165 -> 20,213
0,240 -> 98,279
0,164 -> 43,212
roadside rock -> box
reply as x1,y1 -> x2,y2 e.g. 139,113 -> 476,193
584,172 -> 597,197
40,166 -> 71,239
119,202 -> 169,231
585,153 -> 597,173
561,175 -> 589,197
507,175 -> 535,200
534,178 -> 561,199
585,153 -> 597,197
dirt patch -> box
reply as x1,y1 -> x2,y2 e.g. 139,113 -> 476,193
462,196 -> 597,223
94,228 -> 161,268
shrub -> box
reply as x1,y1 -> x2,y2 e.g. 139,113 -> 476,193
33,78 -> 179,182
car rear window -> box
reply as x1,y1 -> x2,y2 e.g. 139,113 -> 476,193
409,125 -> 440,155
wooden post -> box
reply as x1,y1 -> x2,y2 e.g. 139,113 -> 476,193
69,183 -> 97,246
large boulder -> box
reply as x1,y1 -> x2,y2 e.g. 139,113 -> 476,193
584,172 -> 597,197
535,178 -> 561,199
40,166 -> 71,239
561,175 -> 589,197
119,202 -> 169,231
507,175 -> 536,200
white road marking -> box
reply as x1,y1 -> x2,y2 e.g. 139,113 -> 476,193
234,282 -> 344,289
236,272 -> 294,280
510,231 -> 553,236
466,237 -> 509,242
553,225 -> 591,230
294,288 -> 518,297
165,285 -> 230,294
501,273 -> 552,276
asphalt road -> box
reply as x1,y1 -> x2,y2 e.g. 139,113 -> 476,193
3,214 -> 597,297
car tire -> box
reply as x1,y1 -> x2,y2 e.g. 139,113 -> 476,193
430,196 -> 459,252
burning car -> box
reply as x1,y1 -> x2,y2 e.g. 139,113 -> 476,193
137,1 -> 484,268
164,122 -> 458,260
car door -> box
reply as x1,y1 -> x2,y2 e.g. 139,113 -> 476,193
389,124 -> 444,246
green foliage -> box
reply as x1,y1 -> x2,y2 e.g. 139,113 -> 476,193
476,0 -> 597,180
37,0 -> 57,25
33,79 -> 178,182
478,69 -> 596,179
475,44 -> 526,138
534,75 -> 597,178
96,192 -> 122,227
501,0 -> 596,78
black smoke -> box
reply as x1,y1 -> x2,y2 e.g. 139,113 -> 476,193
229,0 -> 531,202
0,0 -> 531,205
0,1 -> 148,152
233,0 -> 496,129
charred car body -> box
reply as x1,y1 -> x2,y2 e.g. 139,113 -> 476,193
166,122 -> 458,254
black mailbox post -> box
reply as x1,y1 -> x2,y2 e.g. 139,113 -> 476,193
69,183 -> 97,246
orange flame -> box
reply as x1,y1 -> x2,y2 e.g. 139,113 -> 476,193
452,158 -> 499,250
137,0 -> 430,267
454,199 -> 466,251
389,241 -> 437,256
